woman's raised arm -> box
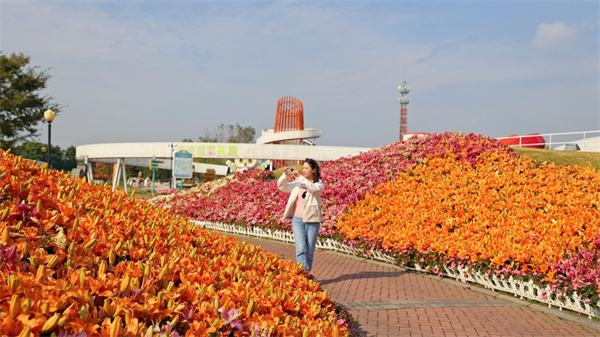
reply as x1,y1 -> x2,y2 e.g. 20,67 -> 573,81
277,171 -> 296,193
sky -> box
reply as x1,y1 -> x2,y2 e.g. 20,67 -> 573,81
1,1 -> 599,150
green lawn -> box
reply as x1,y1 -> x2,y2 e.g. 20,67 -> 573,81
132,188 -> 155,199
101,180 -> 162,199
513,147 -> 599,170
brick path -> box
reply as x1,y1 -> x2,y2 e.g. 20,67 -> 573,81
225,233 -> 600,337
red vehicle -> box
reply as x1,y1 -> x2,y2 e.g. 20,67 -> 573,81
499,133 -> 545,149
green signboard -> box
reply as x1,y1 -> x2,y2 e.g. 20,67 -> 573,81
173,150 -> 193,179
149,159 -> 164,170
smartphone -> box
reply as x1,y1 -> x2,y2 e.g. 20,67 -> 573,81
286,168 -> 293,175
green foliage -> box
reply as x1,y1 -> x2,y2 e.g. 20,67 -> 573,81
126,165 -> 171,181
198,123 -> 256,144
64,146 -> 77,172
12,141 -> 76,172
0,52 -> 62,149
513,147 -> 600,170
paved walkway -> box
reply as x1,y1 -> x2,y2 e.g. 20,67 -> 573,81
225,233 -> 600,337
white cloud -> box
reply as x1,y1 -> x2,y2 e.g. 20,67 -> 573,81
533,22 -> 577,49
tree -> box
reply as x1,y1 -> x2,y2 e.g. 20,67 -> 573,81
194,124 -> 257,177
63,146 -> 77,172
0,52 -> 62,149
198,123 -> 256,144
12,141 -> 55,163
12,141 -> 77,172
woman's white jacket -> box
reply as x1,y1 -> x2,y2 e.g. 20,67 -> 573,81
277,173 -> 325,223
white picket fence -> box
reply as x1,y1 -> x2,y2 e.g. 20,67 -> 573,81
191,220 -> 600,319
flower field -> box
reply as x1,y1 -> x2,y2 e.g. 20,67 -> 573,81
151,173 -> 241,208
152,132 -> 600,310
336,152 -> 600,304
156,133 -> 511,237
0,150 -> 351,337
152,169 -> 288,232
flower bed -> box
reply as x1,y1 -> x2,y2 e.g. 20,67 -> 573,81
158,133 -> 511,238
156,188 -> 180,195
153,132 -> 600,317
551,236 -> 600,307
319,132 -> 512,237
336,152 -> 600,308
194,220 -> 600,318
0,150 -> 351,337
152,169 -> 289,232
151,174 -> 240,208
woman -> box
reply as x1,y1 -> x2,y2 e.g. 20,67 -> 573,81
278,158 -> 325,275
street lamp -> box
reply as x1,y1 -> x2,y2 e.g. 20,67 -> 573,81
43,109 -> 56,168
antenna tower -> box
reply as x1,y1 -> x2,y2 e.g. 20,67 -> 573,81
397,67 -> 410,141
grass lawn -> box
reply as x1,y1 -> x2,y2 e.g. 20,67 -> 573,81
513,147 -> 599,170
131,188 -> 155,199
272,165 -> 304,180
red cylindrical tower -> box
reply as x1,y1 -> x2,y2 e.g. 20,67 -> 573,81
273,96 -> 304,168
274,96 -> 304,133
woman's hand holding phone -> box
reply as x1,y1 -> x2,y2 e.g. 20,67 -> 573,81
285,167 -> 299,178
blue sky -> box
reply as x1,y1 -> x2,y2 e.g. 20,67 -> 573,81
2,1 -> 598,149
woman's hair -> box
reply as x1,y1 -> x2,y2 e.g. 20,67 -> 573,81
304,158 -> 321,182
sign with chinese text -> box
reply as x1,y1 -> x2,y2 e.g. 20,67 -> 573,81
173,150 -> 193,179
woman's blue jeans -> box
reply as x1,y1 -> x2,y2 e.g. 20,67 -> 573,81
291,216 -> 320,272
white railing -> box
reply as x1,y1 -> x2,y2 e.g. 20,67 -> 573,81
495,130 -> 600,152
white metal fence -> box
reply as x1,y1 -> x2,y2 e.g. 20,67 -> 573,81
495,130 -> 600,152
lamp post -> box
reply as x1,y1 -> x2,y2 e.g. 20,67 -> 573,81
43,109 -> 56,168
